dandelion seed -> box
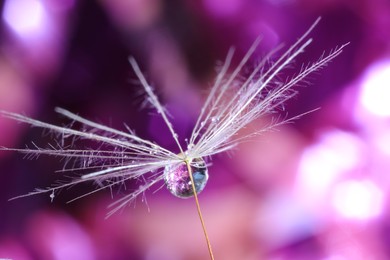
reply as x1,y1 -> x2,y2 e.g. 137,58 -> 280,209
1,17 -> 348,260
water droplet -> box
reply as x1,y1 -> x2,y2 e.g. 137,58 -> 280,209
163,158 -> 208,198
50,190 -> 55,202
211,116 -> 220,123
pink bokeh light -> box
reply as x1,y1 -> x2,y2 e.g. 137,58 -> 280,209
357,60 -> 390,118
2,0 -> 47,39
296,130 -> 364,207
25,211 -> 95,260
331,180 -> 384,220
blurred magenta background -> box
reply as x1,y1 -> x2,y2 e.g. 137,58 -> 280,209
1,1 -> 390,259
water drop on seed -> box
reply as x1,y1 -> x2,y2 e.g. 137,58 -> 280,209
164,158 -> 208,198
50,191 -> 55,202
211,116 -> 220,123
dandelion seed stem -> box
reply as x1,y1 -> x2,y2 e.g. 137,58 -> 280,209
185,159 -> 214,260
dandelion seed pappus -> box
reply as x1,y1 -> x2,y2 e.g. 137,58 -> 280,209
1,17 -> 348,260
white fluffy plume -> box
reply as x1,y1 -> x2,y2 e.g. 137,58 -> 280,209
1,18 -> 348,217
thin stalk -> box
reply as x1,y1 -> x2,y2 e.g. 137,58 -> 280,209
185,160 -> 215,260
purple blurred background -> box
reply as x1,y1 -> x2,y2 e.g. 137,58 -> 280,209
1,0 -> 390,259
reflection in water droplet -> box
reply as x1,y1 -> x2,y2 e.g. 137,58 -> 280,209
163,158 -> 208,198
